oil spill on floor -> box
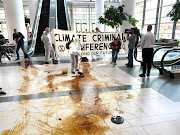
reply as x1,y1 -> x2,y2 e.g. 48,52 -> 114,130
36,93 -> 113,135
36,63 -> 116,134
1,110 -> 30,135
43,63 -> 114,91
2,63 -> 128,134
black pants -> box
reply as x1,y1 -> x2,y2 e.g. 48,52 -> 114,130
142,48 -> 154,75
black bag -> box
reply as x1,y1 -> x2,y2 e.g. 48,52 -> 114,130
66,40 -> 73,49
81,57 -> 88,62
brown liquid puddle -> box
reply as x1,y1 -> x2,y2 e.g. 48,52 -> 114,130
126,94 -> 134,99
1,111 -> 30,135
4,63 -> 127,134
36,63 -> 115,134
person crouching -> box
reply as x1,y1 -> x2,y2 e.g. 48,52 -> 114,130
69,38 -> 81,74
41,27 -> 58,64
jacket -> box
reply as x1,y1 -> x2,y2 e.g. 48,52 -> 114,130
41,31 -> 53,48
127,34 -> 136,49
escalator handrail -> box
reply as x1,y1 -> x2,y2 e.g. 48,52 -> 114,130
152,46 -> 174,69
134,45 -> 142,63
28,0 -> 43,56
64,0 -> 71,30
161,48 -> 180,73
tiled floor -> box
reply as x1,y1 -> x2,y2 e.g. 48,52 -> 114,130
0,56 -> 180,135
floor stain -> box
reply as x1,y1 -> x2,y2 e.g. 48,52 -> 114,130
4,63 -> 126,134
126,94 -> 134,99
1,111 -> 30,135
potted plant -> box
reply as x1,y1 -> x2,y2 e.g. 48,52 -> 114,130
167,2 -> 180,22
99,5 -> 138,31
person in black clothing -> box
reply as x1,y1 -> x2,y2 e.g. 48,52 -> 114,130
13,29 -> 30,61
0,88 -> 6,95
134,27 -> 141,57
0,32 -> 5,62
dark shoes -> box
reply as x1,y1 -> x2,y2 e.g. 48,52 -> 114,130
76,69 -> 79,72
127,65 -> 133,67
125,63 -> 129,65
139,73 -> 150,77
0,88 -> 6,95
139,74 -> 145,77
53,59 -> 58,64
45,62 -> 49,64
72,71 -> 75,74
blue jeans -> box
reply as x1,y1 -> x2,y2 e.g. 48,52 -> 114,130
16,44 -> 30,59
112,49 -> 119,63
128,49 -> 133,66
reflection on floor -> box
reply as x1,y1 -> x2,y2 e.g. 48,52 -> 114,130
0,58 -> 180,135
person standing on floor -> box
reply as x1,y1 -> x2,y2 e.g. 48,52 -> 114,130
69,38 -> 81,74
134,27 -> 141,57
126,28 -> 136,67
139,25 -> 156,77
13,29 -> 30,61
110,38 -> 121,65
0,32 -> 5,63
41,27 -> 58,64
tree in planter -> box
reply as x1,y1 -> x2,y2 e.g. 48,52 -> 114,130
99,5 -> 138,30
167,2 -> 180,22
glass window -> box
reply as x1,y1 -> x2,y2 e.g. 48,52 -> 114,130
146,0 -> 158,10
175,22 -> 180,43
162,0 -> 177,6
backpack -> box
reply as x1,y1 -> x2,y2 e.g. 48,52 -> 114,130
66,40 -> 73,49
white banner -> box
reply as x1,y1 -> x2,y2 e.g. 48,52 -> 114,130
52,29 -> 127,57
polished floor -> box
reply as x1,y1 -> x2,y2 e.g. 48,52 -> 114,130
0,55 -> 180,135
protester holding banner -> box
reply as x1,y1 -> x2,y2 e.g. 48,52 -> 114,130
110,38 -> 121,65
95,27 -> 101,33
41,27 -> 58,64
69,38 -> 81,74
126,28 -> 136,67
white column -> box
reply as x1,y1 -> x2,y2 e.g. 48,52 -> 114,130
28,0 -> 39,28
120,0 -> 136,31
3,0 -> 27,44
95,0 -> 104,32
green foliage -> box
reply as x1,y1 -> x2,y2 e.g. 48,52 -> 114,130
167,2 -> 180,22
128,15 -> 139,27
99,5 -> 138,29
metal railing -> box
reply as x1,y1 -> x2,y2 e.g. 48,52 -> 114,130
64,0 -> 71,30
152,46 -> 174,69
161,48 -> 180,73
27,0 -> 43,56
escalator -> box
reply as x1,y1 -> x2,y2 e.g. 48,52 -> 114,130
27,0 -> 70,56
153,47 -> 180,79
57,0 -> 70,30
34,0 -> 50,56
134,45 -> 180,79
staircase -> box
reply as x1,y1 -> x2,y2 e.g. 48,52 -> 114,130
34,0 -> 50,56
57,0 -> 68,30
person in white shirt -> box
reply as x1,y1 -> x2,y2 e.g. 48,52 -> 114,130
41,27 -> 58,64
69,38 -> 81,74
139,25 -> 156,77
